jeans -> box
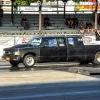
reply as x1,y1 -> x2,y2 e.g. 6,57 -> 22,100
0,17 -> 3,26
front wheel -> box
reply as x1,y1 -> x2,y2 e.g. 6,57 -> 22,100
23,54 -> 35,68
10,61 -> 19,67
92,52 -> 100,65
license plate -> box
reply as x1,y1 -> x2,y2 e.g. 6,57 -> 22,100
6,57 -> 10,61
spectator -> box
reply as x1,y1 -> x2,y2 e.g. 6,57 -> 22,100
85,20 -> 93,33
95,28 -> 100,41
66,15 -> 73,28
44,15 -> 52,28
21,15 -> 30,29
78,20 -> 85,30
44,15 -> 50,22
0,6 -> 3,27
72,15 -> 79,29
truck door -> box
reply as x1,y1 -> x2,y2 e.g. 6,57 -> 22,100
74,37 -> 86,60
57,37 -> 67,61
67,37 -> 85,60
40,37 -> 59,61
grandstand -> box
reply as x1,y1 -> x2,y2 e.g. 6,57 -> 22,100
1,13 -> 97,32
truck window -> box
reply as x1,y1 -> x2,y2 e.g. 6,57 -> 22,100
57,38 -> 65,47
43,38 -> 57,47
27,37 -> 42,47
67,38 -> 74,46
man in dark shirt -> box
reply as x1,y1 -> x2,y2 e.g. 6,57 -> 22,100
44,15 -> 50,22
0,6 -> 3,27
66,15 -> 73,28
86,20 -> 92,28
21,15 -> 30,29
44,15 -> 52,28
85,20 -> 92,33
72,15 -> 79,29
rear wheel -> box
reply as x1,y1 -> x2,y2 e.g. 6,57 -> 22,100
9,61 -> 19,67
92,52 -> 100,65
23,54 -> 35,68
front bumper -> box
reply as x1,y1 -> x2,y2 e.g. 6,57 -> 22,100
2,55 -> 22,62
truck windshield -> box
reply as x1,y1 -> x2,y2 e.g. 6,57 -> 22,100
27,38 -> 42,47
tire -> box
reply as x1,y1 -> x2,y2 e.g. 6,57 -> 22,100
92,52 -> 100,65
23,54 -> 35,68
9,61 -> 19,67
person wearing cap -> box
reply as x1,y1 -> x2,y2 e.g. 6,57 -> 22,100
95,28 -> 100,42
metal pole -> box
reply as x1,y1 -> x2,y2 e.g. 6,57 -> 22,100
20,0 -> 21,14
57,0 -> 58,14
39,0 -> 42,35
95,0 -> 98,29
64,2 -> 66,19
11,0 -> 14,24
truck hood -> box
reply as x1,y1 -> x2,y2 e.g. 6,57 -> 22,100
4,44 -> 33,51
12,44 -> 33,48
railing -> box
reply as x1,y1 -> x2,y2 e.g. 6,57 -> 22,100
0,30 -> 96,47
0,29 -> 96,36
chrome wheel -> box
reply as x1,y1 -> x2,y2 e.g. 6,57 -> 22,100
97,54 -> 100,62
23,54 -> 35,67
26,56 -> 34,66
92,52 -> 100,65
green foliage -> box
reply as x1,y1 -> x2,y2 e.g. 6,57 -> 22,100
12,0 -> 89,9
13,0 -> 56,6
72,0 -> 88,3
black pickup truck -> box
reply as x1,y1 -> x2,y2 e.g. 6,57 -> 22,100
2,35 -> 100,67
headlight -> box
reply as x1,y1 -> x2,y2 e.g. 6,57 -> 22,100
14,51 -> 20,55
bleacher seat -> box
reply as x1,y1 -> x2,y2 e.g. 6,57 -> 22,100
1,13 -> 99,31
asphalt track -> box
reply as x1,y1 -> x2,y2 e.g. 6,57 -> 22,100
0,60 -> 100,87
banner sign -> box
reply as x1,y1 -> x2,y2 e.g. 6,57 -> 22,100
75,5 -> 100,11
82,36 -> 100,45
1,36 -> 100,46
0,37 -> 14,45
0,36 -> 32,46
